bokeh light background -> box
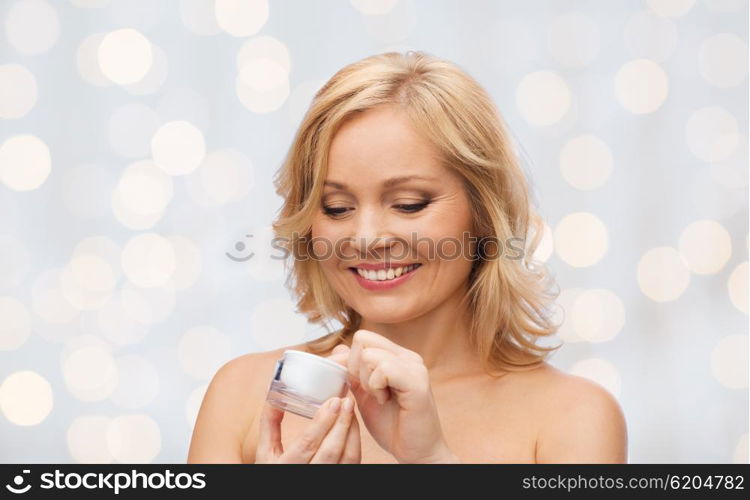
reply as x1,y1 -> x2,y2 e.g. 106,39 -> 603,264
0,0 -> 748,464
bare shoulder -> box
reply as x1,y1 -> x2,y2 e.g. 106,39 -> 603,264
187,341 -> 311,464
522,362 -> 628,463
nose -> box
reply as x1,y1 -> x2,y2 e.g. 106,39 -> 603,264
347,206 -> 394,260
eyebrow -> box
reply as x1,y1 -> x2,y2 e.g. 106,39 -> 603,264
323,175 -> 438,190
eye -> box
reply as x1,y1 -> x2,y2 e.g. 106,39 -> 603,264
394,201 -> 430,213
322,206 -> 349,217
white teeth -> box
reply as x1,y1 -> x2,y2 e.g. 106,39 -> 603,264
356,264 -> 419,281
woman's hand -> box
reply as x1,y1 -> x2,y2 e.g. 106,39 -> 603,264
254,395 -> 361,463
334,329 -> 459,464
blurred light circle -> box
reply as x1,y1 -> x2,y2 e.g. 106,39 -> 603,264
0,297 -> 31,351
0,371 -> 54,426
120,282 -> 176,325
110,354 -> 160,409
62,344 -> 119,401
111,161 -> 173,230
151,120 -> 206,176
123,44 -> 168,95
67,416 -> 113,463
516,71 -> 572,126
350,0 -> 399,15
0,64 -> 37,119
559,134 -> 613,190
236,63 -> 290,113
237,35 -> 290,74
685,106 -> 739,162
0,234 -> 30,289
710,334 -> 749,389
96,297 -> 150,346
31,270 -> 80,324
251,298 -> 307,350
178,326 -> 232,380
69,255 -> 116,293
76,33 -> 114,87
614,59 -> 669,114
164,235 -> 202,291
646,0 -> 696,17
185,383 -> 208,429
215,0 -> 269,37
188,149 -> 255,206
5,0 -> 60,55
637,247 -> 690,302
547,13 -> 600,68
728,262 -> 748,314
569,358 -> 622,398
678,220 -> 732,274
623,10 -> 678,62
529,220 -> 554,263
553,212 -> 608,267
60,257 -> 115,311
114,160 -> 174,217
72,236 -> 123,283
551,288 -> 586,343
121,233 -> 177,288
180,0 -> 221,36
571,288 -> 626,342
698,33 -> 748,88
0,134 -> 51,192
106,414 -> 161,463
97,28 -> 153,85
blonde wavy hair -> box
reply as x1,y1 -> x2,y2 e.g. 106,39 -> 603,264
271,51 -> 561,375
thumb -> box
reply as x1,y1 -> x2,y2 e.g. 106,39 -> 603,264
257,403 -> 284,460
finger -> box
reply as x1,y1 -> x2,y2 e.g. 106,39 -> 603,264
365,355 -> 424,397
309,396 -> 355,463
360,347 -> 390,404
256,403 -> 285,461
278,397 -> 342,464
368,365 -> 392,404
339,406 -> 361,463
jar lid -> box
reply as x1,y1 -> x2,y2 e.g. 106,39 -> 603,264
283,349 -> 348,374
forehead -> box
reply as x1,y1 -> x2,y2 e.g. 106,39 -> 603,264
327,106 -> 442,180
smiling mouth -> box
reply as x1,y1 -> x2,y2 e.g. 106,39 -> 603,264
348,263 -> 422,282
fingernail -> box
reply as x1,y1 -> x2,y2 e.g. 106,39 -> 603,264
342,397 -> 353,413
329,398 -> 341,412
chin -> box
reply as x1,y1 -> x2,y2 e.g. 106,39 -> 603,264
355,304 -> 420,325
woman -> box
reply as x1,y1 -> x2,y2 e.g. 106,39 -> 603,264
187,51 -> 628,464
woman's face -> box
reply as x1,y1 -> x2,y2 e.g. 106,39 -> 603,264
310,105 -> 476,324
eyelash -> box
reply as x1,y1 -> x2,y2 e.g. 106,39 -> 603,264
322,201 -> 431,217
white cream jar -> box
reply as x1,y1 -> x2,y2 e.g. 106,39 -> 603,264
266,350 -> 350,419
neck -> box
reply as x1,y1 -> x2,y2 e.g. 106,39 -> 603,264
357,286 -> 481,383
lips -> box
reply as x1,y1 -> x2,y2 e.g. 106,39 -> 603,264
348,263 -> 422,291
